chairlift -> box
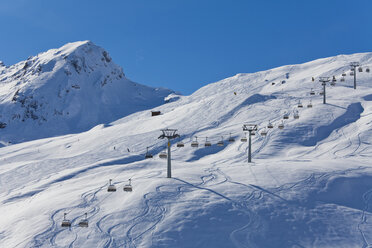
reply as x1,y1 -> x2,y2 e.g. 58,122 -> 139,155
358,67 -> 363,72
267,121 -> 274,129
332,76 -> 337,82
298,101 -> 303,108
123,179 -> 133,192
310,88 -> 315,96
78,213 -> 88,227
159,150 -> 167,159
342,72 -> 346,77
204,137 -> 212,147
319,91 -> 324,96
176,141 -> 184,147
278,121 -> 284,129
251,131 -> 256,136
107,179 -> 116,192
260,129 -> 268,136
330,81 -> 335,86
145,147 -> 153,159
294,111 -> 299,119
240,133 -> 247,142
217,137 -> 224,146
228,133 -> 235,143
350,72 -> 354,76
61,213 -> 71,228
351,68 -> 355,71
307,100 -> 313,108
366,68 -> 370,73
340,77 -> 345,82
191,137 -> 199,148
283,112 -> 289,119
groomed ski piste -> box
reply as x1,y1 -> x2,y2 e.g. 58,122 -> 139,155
1,51 -> 372,248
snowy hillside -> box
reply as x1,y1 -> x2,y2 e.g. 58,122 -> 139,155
0,41 -> 173,143
0,52 -> 372,247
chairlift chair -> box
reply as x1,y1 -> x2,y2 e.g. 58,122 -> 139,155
340,77 -> 345,82
278,121 -> 284,129
123,179 -> 133,192
159,151 -> 167,159
298,101 -> 303,108
145,147 -> 153,159
204,137 -> 212,147
358,67 -> 363,72
283,112 -> 289,119
217,137 -> 224,146
267,121 -> 274,129
107,179 -> 116,192
330,81 -> 336,86
320,91 -> 324,96
350,72 -> 354,76
61,213 -> 71,228
332,76 -> 337,82
191,137 -> 199,148
366,68 -> 370,73
251,131 -> 256,136
310,88 -> 315,96
260,129 -> 268,136
351,68 -> 355,71
240,133 -> 247,142
176,141 -> 184,147
78,213 -> 88,227
228,133 -> 235,143
307,100 -> 313,108
342,72 -> 346,77
294,111 -> 300,119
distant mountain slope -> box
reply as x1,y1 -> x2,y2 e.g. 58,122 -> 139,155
0,41 -> 173,143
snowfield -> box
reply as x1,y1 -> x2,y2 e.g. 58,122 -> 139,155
0,48 -> 372,247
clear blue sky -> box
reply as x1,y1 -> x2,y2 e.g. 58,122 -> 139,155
1,0 -> 371,95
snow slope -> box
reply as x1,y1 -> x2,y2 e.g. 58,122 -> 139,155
0,41 -> 173,143
0,52 -> 372,247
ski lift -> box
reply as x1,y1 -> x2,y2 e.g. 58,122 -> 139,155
78,213 -> 88,227
278,121 -> 284,129
350,72 -> 354,76
342,72 -> 346,77
272,82 -> 275,85
307,100 -> 313,108
320,91 -> 324,96
123,179 -> 133,192
228,133 -> 235,143
217,137 -> 224,146
283,112 -> 289,119
191,137 -> 199,148
351,68 -> 355,71
260,129 -> 268,136
293,110 -> 299,119
107,179 -> 116,192
310,88 -> 315,95
340,77 -> 345,82
176,140 -> 184,147
330,81 -> 336,86
298,101 -> 303,108
366,68 -> 370,73
61,213 -> 71,228
267,121 -> 274,129
145,147 -> 153,159
159,150 -> 167,159
358,67 -> 363,72
332,76 -> 337,82
251,130 -> 256,136
204,137 -> 212,147
240,133 -> 247,142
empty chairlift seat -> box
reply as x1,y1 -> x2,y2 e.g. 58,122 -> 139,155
151,111 -> 161,116
278,121 -> 284,129
260,129 -> 268,136
319,91 -> 324,96
267,121 -> 274,129
366,68 -> 370,73
159,151 -> 167,159
283,112 -> 290,119
145,147 -> 153,159
342,72 -> 347,77
359,67 -> 363,72
241,134 -> 247,142
191,137 -> 199,148
78,213 -> 88,227
298,101 -> 303,108
294,111 -> 300,119
340,77 -> 345,82
177,140 -> 184,147
217,137 -> 224,146
107,179 -> 116,192
307,100 -> 313,108
204,137 -> 212,147
228,133 -> 235,143
350,72 -> 355,76
310,88 -> 315,96
61,213 -> 71,228
123,179 -> 133,192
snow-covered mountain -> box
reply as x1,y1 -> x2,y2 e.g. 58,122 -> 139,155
0,51 -> 372,247
0,41 -> 173,143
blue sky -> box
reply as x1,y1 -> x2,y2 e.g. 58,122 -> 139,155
0,0 -> 371,95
